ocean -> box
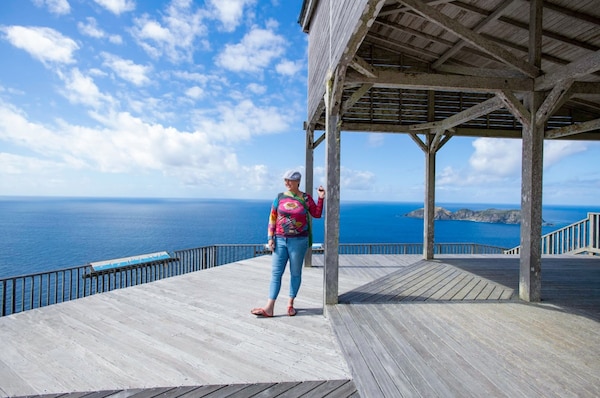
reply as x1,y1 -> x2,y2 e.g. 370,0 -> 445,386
1,196 -> 598,278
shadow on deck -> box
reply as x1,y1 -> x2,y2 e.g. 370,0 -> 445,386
321,254 -> 600,397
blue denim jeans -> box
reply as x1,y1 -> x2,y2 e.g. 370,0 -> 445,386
269,236 -> 309,300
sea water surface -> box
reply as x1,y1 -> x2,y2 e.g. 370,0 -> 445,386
1,196 -> 598,278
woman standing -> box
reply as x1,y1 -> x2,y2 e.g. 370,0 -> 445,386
251,170 -> 325,317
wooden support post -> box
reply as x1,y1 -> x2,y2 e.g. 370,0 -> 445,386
519,0 -> 543,302
520,90 -> 544,302
423,133 -> 436,260
423,91 -> 436,260
304,127 -> 315,267
324,77 -> 341,306
324,118 -> 340,305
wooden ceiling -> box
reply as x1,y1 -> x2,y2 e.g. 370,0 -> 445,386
300,0 -> 600,141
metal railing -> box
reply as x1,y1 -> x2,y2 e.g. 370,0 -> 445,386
505,212 -> 600,255
0,242 -> 507,317
335,242 -> 506,255
0,244 -> 268,317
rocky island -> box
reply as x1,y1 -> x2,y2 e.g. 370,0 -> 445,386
405,207 -> 550,225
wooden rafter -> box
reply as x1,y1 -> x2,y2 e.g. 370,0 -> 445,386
349,56 -> 377,78
535,79 -> 574,125
432,0 -> 520,69
397,0 -> 539,77
404,96 -> 504,131
454,1 -> 600,53
497,90 -> 531,128
546,118 -> 600,139
436,65 -> 527,78
540,0 -> 600,26
341,84 -> 373,115
536,50 -> 600,91
345,69 -> 533,93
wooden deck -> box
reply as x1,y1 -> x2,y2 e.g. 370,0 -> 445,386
0,254 -> 599,397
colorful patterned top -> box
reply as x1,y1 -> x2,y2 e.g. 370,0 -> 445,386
268,191 -> 324,239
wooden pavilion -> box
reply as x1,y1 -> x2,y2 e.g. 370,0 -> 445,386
298,0 -> 600,305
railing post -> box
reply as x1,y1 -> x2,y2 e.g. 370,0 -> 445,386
590,212 -> 598,251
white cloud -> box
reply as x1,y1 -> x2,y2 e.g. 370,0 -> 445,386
0,153 -> 65,181
58,68 -> 113,110
544,140 -> 587,168
78,17 -> 104,38
0,103 -> 73,163
131,0 -> 207,63
207,0 -> 256,31
108,34 -> 123,44
101,53 -> 151,86
469,137 -> 588,180
0,26 -> 78,65
173,71 -> 210,84
0,102 -> 241,185
246,83 -> 266,94
367,133 -> 385,148
340,167 -> 376,190
93,0 -> 135,15
193,99 -> 293,142
216,26 -> 286,73
435,138 -> 590,196
0,152 -> 68,196
470,138 -> 521,178
185,86 -> 204,99
275,59 -> 303,76
78,17 -> 123,44
238,164 -> 270,190
437,166 -> 461,185
32,0 -> 71,15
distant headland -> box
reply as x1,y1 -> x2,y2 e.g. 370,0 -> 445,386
405,207 -> 551,225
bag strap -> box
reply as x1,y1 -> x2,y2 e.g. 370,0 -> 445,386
288,191 -> 309,211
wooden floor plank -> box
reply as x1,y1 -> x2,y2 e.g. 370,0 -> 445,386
347,304 -> 445,397
250,382 -> 300,398
413,265 -> 463,301
2,254 -> 599,398
403,263 -> 460,301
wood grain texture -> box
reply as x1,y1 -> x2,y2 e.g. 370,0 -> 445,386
1,254 -> 599,397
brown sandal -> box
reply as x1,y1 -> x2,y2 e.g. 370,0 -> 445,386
251,308 -> 273,317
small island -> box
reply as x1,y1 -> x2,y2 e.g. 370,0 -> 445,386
405,207 -> 550,225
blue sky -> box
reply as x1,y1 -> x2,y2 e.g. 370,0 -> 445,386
0,0 -> 599,205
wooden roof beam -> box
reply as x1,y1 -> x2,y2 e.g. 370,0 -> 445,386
546,118 -> 600,139
365,32 -> 439,62
436,65 -> 528,78
341,123 -> 523,138
408,128 -> 452,153
480,33 -> 578,68
526,0 -> 600,27
373,19 -> 455,48
432,0 -> 520,69
378,0 -> 452,17
404,96 -> 504,131
371,21 -> 518,68
382,1 -> 599,54
397,0 -> 539,77
345,69 -> 533,93
571,82 -> 600,96
341,84 -> 373,115
349,56 -> 378,78
454,1 -> 600,53
535,50 -> 600,91
409,132 -> 428,152
536,79 -> 574,125
497,90 -> 531,128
